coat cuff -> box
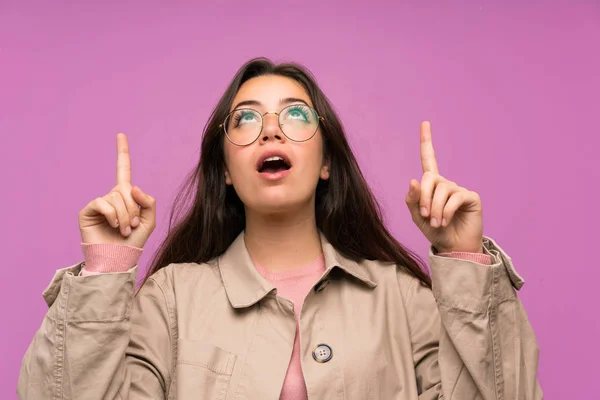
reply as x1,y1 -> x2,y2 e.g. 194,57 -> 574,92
437,251 -> 492,265
42,263 -> 138,320
428,235 -> 525,312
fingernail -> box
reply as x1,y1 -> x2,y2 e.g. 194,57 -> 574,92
115,219 -> 119,226
132,216 -> 140,226
420,207 -> 428,217
125,226 -> 132,236
430,218 -> 438,227
442,218 -> 447,227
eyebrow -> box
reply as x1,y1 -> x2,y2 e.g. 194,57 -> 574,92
231,97 -> 310,111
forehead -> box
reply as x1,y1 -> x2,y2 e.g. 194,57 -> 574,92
232,75 -> 313,109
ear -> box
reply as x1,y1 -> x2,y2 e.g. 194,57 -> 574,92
225,169 -> 233,185
320,158 -> 331,180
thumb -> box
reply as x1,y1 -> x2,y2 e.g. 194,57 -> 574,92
131,185 -> 156,222
405,179 -> 425,224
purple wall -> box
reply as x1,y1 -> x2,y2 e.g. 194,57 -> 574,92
1,1 -> 598,398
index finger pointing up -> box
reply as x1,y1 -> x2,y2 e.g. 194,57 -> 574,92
420,121 -> 439,174
116,133 -> 131,185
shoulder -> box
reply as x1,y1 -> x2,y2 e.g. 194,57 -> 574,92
356,258 -> 422,300
146,260 -> 223,292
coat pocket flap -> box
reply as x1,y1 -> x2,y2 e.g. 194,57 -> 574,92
177,339 -> 236,376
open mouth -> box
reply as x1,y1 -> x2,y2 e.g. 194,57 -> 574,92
258,156 -> 292,174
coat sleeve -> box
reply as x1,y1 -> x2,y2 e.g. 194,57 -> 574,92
17,262 -> 176,399
404,236 -> 543,399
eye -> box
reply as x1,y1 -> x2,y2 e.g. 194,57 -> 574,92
283,105 -> 311,122
233,109 -> 259,126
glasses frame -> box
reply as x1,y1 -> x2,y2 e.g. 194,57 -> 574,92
219,104 -> 325,146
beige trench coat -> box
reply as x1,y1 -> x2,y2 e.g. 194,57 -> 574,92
17,232 -> 542,399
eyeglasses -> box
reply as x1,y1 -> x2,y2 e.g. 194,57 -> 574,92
219,104 -> 325,146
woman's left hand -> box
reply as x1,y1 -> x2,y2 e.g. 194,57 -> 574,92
405,121 -> 484,254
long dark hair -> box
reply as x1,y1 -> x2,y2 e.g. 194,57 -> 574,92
142,58 -> 431,288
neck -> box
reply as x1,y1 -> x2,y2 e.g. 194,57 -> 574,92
244,207 -> 323,273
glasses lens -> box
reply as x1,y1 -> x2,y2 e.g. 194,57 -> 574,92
279,105 -> 319,141
224,108 -> 262,145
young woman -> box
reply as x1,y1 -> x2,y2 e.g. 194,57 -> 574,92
18,58 -> 542,399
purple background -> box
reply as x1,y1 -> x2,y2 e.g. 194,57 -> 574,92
1,1 -> 598,398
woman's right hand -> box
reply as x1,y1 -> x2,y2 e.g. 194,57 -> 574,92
78,133 -> 156,249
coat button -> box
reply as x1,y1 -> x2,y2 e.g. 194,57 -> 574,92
314,279 -> 330,293
312,344 -> 333,363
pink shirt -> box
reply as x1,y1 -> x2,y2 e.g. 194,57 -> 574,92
253,255 -> 327,400
80,242 -> 491,399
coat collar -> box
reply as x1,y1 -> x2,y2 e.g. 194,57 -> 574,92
217,231 -> 377,309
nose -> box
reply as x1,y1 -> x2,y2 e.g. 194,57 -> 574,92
260,112 -> 285,143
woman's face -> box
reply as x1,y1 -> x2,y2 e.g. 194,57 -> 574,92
223,75 -> 330,215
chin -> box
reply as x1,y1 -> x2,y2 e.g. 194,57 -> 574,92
245,193 -> 312,216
